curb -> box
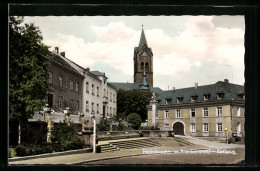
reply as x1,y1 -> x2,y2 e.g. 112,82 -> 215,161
9,148 -> 92,162
69,152 -> 146,164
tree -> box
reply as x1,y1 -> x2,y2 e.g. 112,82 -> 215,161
117,89 -> 152,121
127,113 -> 142,130
9,16 -> 52,121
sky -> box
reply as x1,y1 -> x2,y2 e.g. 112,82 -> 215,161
23,16 -> 245,90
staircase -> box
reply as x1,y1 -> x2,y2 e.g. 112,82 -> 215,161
174,137 -> 195,146
99,138 -> 160,153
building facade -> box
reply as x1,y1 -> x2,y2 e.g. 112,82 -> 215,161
57,51 -> 117,122
134,27 -> 153,87
147,80 -> 245,138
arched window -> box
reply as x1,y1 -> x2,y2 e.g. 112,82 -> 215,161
145,62 -> 149,72
141,62 -> 144,71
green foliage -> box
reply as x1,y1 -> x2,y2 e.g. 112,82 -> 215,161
51,123 -> 84,151
117,89 -> 152,121
9,16 -> 52,121
127,113 -> 142,130
112,124 -> 129,131
9,148 -> 16,158
15,123 -> 84,156
139,126 -> 160,130
97,119 -> 110,131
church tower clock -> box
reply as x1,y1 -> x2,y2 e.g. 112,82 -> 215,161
134,26 -> 153,87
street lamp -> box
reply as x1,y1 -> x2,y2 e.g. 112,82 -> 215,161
224,128 -> 228,144
64,107 -> 70,125
90,110 -> 96,153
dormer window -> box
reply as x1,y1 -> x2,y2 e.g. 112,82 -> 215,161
216,92 -> 224,100
165,99 -> 171,104
191,95 -> 198,102
176,97 -> 183,104
237,91 -> 245,100
203,93 -> 210,101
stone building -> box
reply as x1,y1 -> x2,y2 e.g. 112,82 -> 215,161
57,52 -> 117,122
134,27 -> 153,87
147,79 -> 245,138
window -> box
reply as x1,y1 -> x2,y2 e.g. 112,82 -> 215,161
237,122 -> 241,133
91,102 -> 94,112
203,108 -> 209,117
191,96 -> 198,102
96,86 -> 99,97
113,94 -> 115,102
176,109 -> 181,118
165,110 -> 169,118
58,96 -> 63,108
76,100 -> 79,111
141,62 -> 144,71
237,107 -> 241,116
156,111 -> 158,119
48,71 -> 53,84
92,84 -> 95,95
203,123 -> 209,132
217,107 -> 222,116
86,82 -> 89,93
217,123 -> 223,132
70,99 -> 74,108
110,92 -> 112,102
145,62 -> 149,72
85,101 -> 89,112
70,80 -> 74,90
107,106 -> 109,116
75,82 -> 79,92
177,97 -> 183,104
97,103 -> 99,113
190,123 -> 196,132
217,93 -> 224,99
59,75 -> 63,87
204,94 -> 210,100
190,109 -> 196,117
165,99 -> 171,104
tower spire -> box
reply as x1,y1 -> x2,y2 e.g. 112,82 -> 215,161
138,25 -> 148,51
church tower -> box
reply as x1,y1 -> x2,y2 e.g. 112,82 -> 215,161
134,26 -> 153,87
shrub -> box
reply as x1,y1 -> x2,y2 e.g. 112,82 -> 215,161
127,113 -> 142,130
97,119 -> 110,131
112,124 -> 129,131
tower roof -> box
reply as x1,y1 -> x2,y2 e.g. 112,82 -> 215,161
138,27 -> 148,51
139,72 -> 150,90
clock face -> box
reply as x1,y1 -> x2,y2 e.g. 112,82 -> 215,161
142,52 -> 148,56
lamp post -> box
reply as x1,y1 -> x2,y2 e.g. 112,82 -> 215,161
224,128 -> 228,144
146,119 -> 148,127
91,110 -> 96,153
44,104 -> 52,143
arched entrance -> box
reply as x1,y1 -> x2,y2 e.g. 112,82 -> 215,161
173,121 -> 184,135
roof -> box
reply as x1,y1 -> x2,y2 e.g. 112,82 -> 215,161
48,52 -> 81,75
139,72 -> 150,90
109,82 -> 163,95
134,28 -> 153,54
90,71 -> 108,79
156,81 -> 244,105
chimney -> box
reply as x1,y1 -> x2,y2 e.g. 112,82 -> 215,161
224,79 -> 229,83
60,52 -> 65,57
173,87 -> 175,91
85,68 -> 90,71
55,47 -> 59,54
195,82 -> 198,89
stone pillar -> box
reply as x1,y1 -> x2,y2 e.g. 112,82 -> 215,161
45,113 -> 53,143
150,92 -> 158,127
65,113 -> 70,126
80,114 -> 85,132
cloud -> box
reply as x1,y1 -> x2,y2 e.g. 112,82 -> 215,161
43,16 -> 244,88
